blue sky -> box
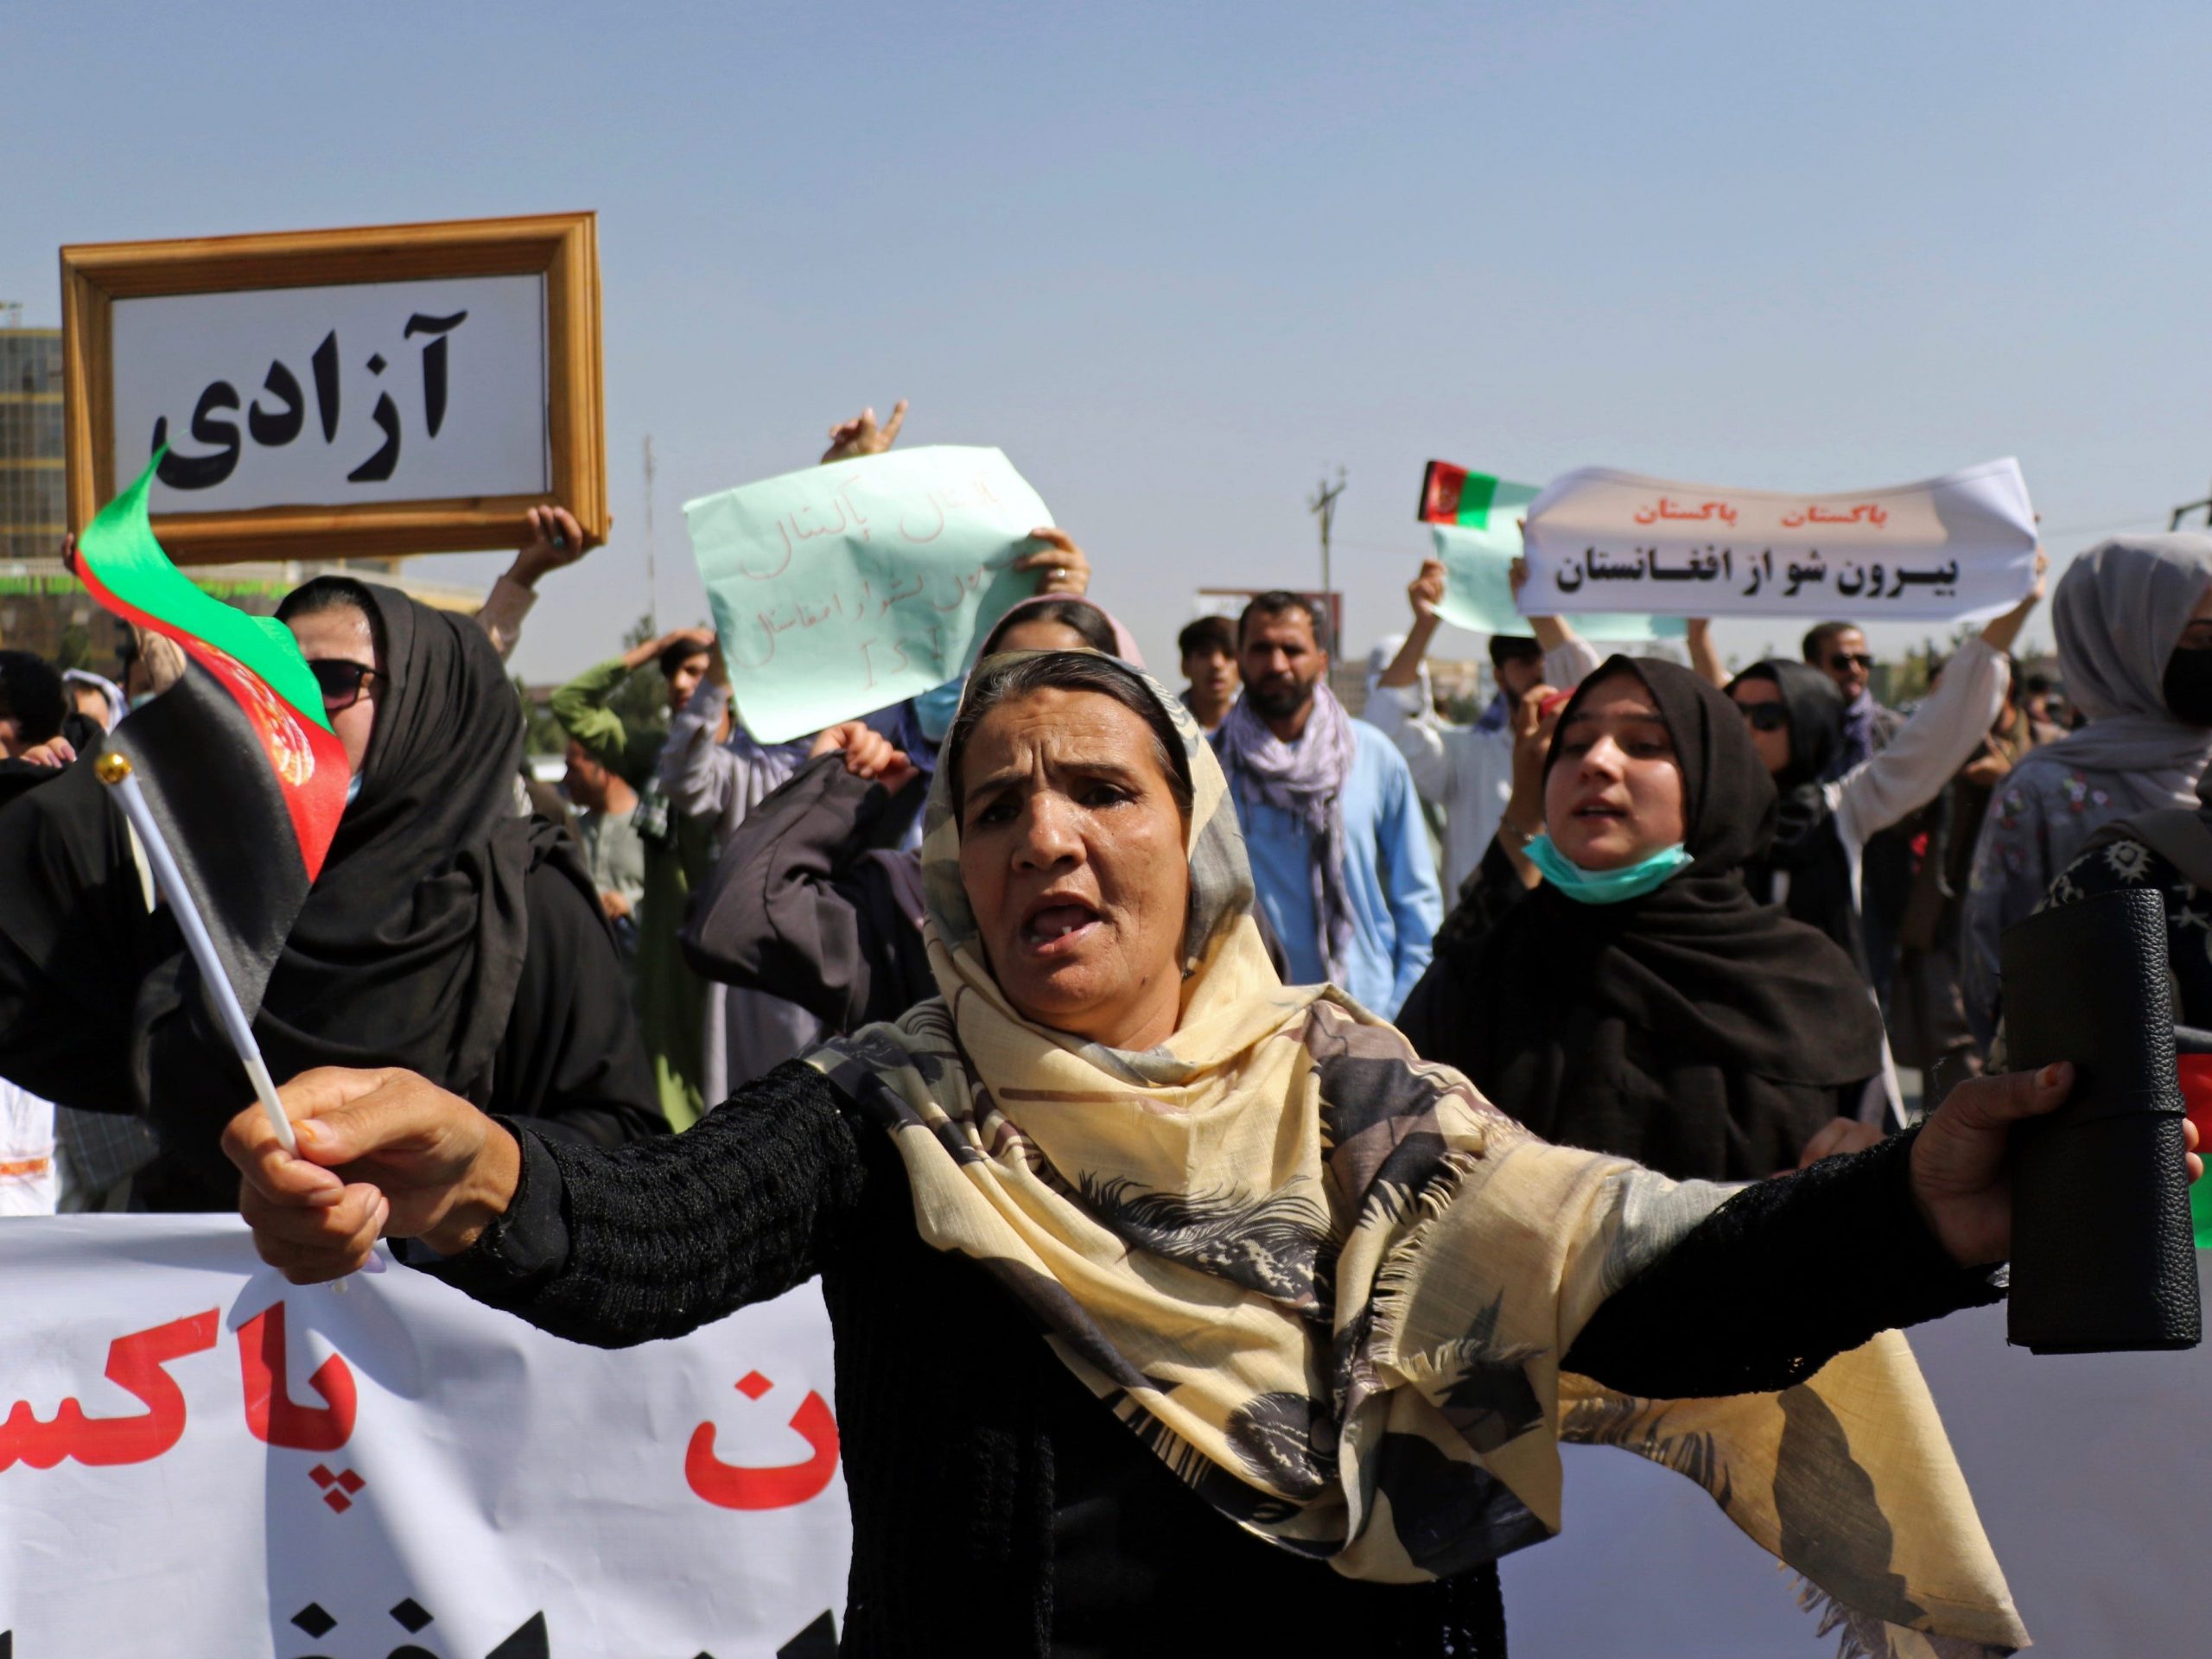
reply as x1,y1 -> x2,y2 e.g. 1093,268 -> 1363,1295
11,2 -> 2210,683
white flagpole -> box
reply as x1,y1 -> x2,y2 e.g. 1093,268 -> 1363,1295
95,749 -> 298,1154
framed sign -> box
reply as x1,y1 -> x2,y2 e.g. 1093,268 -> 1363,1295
60,212 -> 605,564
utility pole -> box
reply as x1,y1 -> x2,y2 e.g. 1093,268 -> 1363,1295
642,435 -> 660,634
2171,480 -> 2212,531
1308,467 -> 1346,645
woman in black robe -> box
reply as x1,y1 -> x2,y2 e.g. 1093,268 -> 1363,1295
0,578 -> 661,1207
1727,658 -> 1866,969
1397,657 -> 1885,1180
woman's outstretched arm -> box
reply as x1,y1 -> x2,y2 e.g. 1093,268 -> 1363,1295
226,1058 -> 868,1348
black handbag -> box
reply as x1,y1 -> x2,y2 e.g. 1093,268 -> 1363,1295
1999,886 -> 2201,1354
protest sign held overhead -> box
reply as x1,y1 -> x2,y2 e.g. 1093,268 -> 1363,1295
686,445 -> 1051,742
60,213 -> 607,564
1518,459 -> 2039,620
1417,461 -> 1682,640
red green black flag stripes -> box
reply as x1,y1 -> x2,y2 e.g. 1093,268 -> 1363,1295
75,454 -> 349,1016
1419,461 -> 1510,529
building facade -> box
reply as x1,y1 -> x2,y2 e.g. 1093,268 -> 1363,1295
0,325 -> 64,567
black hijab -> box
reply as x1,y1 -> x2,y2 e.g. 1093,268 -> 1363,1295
1398,656 -> 1885,1180
1730,659 -> 1864,969
250,580 -> 556,1096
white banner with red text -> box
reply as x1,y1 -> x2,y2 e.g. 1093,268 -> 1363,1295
0,1217 -> 850,1658
1521,460 -> 2039,620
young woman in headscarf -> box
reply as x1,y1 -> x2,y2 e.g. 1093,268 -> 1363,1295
229,648 -> 2134,1659
1962,535 -> 2212,1044
2019,589 -> 2212,1048
679,596 -> 1149,1034
1397,658 -> 1892,1179
1364,558 -> 1605,899
1726,558 -> 2046,978
0,577 -> 663,1208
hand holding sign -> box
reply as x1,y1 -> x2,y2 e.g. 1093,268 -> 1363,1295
1409,557 -> 1446,621
1013,525 -> 1090,596
684,446 -> 1052,742
821,399 -> 908,465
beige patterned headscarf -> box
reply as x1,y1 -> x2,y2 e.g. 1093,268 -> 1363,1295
809,652 -> 2024,1656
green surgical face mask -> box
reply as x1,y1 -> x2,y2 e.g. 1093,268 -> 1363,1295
1523,833 -> 1693,905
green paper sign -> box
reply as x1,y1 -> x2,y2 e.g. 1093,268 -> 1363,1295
686,446 -> 1052,742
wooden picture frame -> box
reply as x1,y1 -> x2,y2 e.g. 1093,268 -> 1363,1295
60,212 -> 606,565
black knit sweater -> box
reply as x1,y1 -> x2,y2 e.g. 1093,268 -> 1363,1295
417,1060 -> 1999,1656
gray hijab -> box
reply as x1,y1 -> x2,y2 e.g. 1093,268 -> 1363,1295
2024,535 -> 2212,795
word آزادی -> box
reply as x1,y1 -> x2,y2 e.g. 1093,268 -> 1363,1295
150,311 -> 468,491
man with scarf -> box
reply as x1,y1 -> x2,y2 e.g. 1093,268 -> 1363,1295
1213,591 -> 1440,1017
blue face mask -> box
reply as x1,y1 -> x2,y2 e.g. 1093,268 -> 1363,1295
912,675 -> 966,744
1523,834 -> 1693,905
343,772 -> 365,809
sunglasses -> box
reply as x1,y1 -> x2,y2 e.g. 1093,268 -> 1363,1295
1735,702 -> 1790,733
307,658 -> 380,710
1827,652 -> 1875,672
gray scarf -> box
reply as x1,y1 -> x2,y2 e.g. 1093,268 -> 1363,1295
1212,683 -> 1357,982
2031,535 -> 2212,789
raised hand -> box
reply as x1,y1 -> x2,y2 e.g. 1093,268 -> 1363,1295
822,400 -> 908,465
810,720 -> 920,792
1408,557 -> 1446,621
225,1066 -> 522,1282
1684,617 -> 1728,688
1980,549 -> 2050,654
1012,527 -> 1090,596
512,505 -> 591,586
1507,683 -> 1562,809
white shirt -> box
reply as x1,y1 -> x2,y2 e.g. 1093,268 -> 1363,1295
1362,639 -> 1601,895
1807,633 -> 2011,912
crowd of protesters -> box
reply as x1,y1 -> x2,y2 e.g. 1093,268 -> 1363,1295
3,405 -> 2211,1210
3,398 -> 2210,1654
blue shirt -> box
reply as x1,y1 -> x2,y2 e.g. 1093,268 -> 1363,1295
1224,718 -> 1442,1017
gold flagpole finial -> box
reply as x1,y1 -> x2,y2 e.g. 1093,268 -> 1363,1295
94,751 -> 134,786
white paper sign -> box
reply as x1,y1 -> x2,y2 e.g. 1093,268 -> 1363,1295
0,1217 -> 849,1656
1521,460 -> 2038,620
111,276 -> 550,514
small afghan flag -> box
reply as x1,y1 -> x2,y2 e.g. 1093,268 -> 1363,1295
76,454 -> 350,1018
1417,461 -> 1527,530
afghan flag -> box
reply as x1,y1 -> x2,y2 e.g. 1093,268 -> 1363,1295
76,454 -> 349,1018
1413,461 -> 1544,635
1416,461 -> 1536,532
